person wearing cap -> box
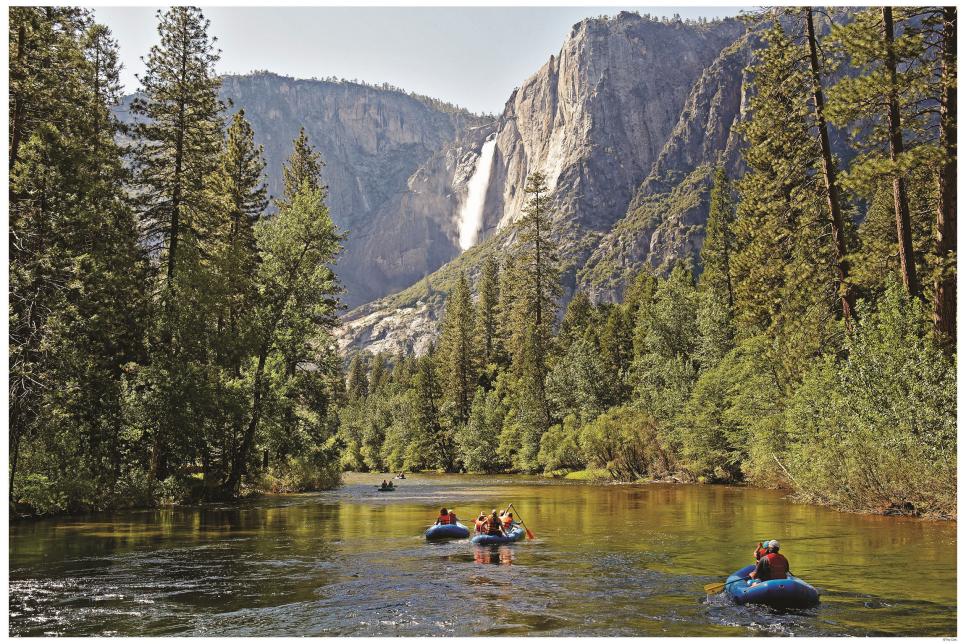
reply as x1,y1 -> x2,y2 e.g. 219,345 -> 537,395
750,539 -> 790,581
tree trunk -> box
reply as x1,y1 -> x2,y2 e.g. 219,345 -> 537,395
883,7 -> 921,298
225,346 -> 268,495
805,8 -> 856,326
933,7 -> 957,350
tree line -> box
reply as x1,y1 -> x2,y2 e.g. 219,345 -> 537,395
10,7 -> 344,514
337,7 -> 956,518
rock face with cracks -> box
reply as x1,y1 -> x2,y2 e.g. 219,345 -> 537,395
337,13 -> 751,355
117,13 -> 757,356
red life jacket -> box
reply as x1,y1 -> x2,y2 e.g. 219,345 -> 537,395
438,513 -> 451,525
763,552 -> 789,579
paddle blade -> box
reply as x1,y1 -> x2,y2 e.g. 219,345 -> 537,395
524,527 -> 535,540
704,582 -> 726,594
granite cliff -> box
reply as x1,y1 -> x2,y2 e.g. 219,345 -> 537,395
337,13 -> 751,355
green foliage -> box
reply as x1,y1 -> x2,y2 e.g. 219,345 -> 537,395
579,407 -> 673,481
784,282 -> 956,515
456,387 -> 506,473
538,415 -> 586,474
438,271 -> 478,426
10,9 -> 344,515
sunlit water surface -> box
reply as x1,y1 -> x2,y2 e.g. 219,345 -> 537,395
9,473 -> 956,636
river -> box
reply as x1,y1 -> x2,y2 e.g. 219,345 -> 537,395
9,473 -> 956,636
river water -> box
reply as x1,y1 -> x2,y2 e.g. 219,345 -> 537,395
9,473 -> 956,636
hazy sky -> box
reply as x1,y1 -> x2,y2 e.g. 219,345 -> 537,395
94,6 -> 749,115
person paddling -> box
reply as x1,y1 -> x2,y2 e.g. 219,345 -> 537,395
753,540 -> 772,562
750,540 -> 790,582
501,511 -> 514,530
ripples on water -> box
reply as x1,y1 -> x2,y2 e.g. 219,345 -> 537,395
8,474 -> 957,636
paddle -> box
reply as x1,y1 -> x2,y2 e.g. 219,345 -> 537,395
705,576 -> 752,594
507,503 -> 535,540
704,581 -> 727,594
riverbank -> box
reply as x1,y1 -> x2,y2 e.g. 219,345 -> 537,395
542,468 -> 956,521
13,467 -> 955,523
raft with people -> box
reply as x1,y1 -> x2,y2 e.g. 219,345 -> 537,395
724,564 -> 820,609
707,539 -> 820,610
471,523 -> 526,545
425,522 -> 470,540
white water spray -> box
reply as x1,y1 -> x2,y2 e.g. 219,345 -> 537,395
458,137 -> 497,251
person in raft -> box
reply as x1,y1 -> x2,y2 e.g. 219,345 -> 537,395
753,540 -> 772,561
448,509 -> 458,524
750,540 -> 790,582
486,509 -> 506,536
501,511 -> 514,530
474,512 -> 487,533
435,508 -> 452,525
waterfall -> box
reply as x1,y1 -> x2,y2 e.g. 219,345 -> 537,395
458,137 -> 497,251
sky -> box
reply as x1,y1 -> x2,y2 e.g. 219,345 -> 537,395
93,6 -> 750,115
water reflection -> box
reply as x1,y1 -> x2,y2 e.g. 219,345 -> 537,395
473,545 -> 514,566
8,473 -> 956,636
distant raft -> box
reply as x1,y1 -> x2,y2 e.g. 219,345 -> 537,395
725,564 -> 820,609
425,522 -> 470,540
377,486 -> 396,492
470,524 -> 526,545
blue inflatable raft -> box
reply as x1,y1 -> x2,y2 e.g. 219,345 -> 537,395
470,524 -> 525,545
425,522 -> 469,540
725,564 -> 820,609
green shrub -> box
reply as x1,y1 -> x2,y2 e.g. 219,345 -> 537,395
538,414 -> 586,473
579,406 -> 674,481
784,282 -> 956,516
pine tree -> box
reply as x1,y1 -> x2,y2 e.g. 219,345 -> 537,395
701,167 -> 736,308
599,305 -> 634,405
475,256 -> 500,365
438,271 -> 478,426
732,20 -> 850,384
559,291 -> 594,352
697,166 -> 737,369
409,349 -> 450,470
223,143 -> 342,494
369,352 -> 390,393
931,7 -> 956,349
9,11 -> 147,506
803,7 -> 856,324
346,354 -> 369,400
128,6 -> 225,486
277,127 -> 324,208
131,6 -> 224,288
827,8 -> 937,300
506,171 -> 561,469
208,110 -> 268,369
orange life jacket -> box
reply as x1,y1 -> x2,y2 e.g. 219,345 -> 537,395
762,552 -> 789,580
438,513 -> 451,525
487,517 -> 503,535
755,545 -> 769,561
501,515 -> 513,528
